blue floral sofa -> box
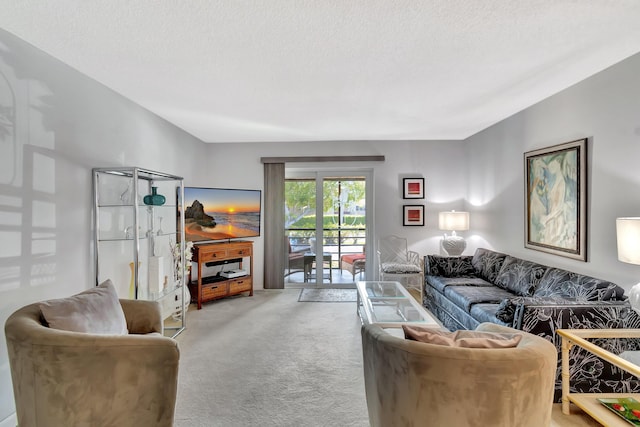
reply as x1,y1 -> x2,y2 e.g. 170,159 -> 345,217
424,248 -> 640,401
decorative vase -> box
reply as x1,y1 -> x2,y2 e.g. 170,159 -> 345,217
172,285 -> 191,321
143,187 -> 166,206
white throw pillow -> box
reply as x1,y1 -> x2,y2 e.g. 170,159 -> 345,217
40,279 -> 128,335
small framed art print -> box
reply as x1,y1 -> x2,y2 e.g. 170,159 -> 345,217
403,205 -> 424,226
403,178 -> 424,199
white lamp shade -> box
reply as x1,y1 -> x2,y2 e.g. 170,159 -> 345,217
439,211 -> 469,231
616,218 -> 640,265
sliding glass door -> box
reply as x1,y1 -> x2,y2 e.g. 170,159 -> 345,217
284,169 -> 371,286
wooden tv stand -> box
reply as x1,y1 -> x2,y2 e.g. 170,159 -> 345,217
190,241 -> 253,309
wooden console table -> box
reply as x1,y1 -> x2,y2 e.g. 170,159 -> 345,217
190,240 -> 253,309
559,328 -> 640,426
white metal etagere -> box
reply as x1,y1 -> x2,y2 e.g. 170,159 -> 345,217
92,167 -> 186,337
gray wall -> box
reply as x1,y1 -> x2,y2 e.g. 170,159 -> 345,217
202,140 -> 470,285
0,30 -> 208,425
466,52 -> 640,289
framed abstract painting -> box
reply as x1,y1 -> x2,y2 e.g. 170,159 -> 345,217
403,205 -> 424,226
524,138 -> 587,261
403,178 -> 424,199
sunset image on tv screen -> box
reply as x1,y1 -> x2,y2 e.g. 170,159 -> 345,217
180,187 -> 261,242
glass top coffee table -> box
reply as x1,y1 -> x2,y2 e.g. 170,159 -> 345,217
356,281 -> 439,328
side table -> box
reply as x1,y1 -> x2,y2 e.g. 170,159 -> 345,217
558,328 -> 640,426
303,252 -> 332,283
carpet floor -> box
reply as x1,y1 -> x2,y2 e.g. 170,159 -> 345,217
174,290 -> 368,427
174,289 -> 600,427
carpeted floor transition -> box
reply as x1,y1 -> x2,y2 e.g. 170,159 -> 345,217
298,288 -> 357,302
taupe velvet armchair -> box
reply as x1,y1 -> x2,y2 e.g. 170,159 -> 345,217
5,298 -> 180,427
361,322 -> 557,427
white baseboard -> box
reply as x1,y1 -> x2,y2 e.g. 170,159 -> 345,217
0,413 -> 16,427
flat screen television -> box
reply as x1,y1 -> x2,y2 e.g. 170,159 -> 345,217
179,187 -> 262,242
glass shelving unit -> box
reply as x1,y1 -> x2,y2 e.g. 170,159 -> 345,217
92,167 -> 186,337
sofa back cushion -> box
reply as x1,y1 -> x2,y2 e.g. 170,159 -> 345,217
534,268 -> 626,301
494,256 -> 547,297
426,255 -> 475,277
471,248 -> 507,283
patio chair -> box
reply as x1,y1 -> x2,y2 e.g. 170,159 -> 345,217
341,249 -> 366,280
286,236 -> 308,277
377,235 -> 424,300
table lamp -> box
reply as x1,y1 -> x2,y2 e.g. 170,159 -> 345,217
439,210 -> 469,256
616,217 -> 640,313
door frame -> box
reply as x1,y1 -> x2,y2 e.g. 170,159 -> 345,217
285,167 -> 374,284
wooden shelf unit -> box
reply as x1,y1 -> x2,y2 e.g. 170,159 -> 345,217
190,241 -> 254,309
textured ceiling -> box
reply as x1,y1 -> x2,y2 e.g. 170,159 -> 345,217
2,1 -> 640,143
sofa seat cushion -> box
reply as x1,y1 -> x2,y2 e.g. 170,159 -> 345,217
39,279 -> 128,335
494,256 -> 547,296
469,303 -> 509,327
471,248 -> 507,283
444,285 -> 515,312
426,255 -> 475,277
534,268 -> 626,301
427,276 -> 494,293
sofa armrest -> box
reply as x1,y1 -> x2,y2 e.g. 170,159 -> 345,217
512,300 -> 640,360
495,297 -> 635,328
513,300 -> 640,338
120,299 -> 164,334
502,298 -> 640,351
511,301 -> 640,401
